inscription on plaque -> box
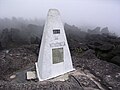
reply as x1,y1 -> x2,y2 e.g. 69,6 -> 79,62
53,29 -> 60,34
52,48 -> 63,64
50,42 -> 65,47
54,36 -> 58,40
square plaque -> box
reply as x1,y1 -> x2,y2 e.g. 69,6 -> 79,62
52,48 -> 63,64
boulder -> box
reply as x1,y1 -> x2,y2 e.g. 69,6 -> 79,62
111,56 -> 120,66
88,27 -> 101,35
101,27 -> 109,34
110,45 -> 120,56
80,49 -> 97,59
98,44 -> 114,51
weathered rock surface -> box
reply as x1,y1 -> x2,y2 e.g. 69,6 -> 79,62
101,27 -> 109,34
0,45 -> 120,90
73,50 -> 120,90
0,45 -> 37,80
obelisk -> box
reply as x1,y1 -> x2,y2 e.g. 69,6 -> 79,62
36,9 -> 74,81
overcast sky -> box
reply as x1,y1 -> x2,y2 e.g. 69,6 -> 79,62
0,0 -> 120,35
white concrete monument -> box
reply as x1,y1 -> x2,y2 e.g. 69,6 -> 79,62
36,9 -> 74,81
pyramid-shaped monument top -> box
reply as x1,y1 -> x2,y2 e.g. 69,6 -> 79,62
36,9 -> 74,81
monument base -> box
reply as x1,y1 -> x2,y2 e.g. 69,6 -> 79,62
35,62 -> 75,81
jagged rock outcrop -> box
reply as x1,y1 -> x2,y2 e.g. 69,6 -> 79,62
88,27 -> 101,35
101,27 -> 109,34
0,28 -> 11,49
111,56 -> 120,65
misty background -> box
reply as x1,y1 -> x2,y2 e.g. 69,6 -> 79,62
1,1 -> 120,89
0,0 -> 120,35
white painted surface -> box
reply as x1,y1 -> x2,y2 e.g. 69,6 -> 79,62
27,71 -> 36,80
10,75 -> 16,79
36,9 -> 74,81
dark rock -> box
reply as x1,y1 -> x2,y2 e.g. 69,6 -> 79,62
98,52 -> 114,61
98,44 -> 114,51
110,45 -> 120,56
10,28 -> 21,43
88,27 -> 101,35
101,27 -> 109,34
73,56 -> 120,90
0,28 -> 10,49
80,49 -> 97,59
0,45 -> 37,80
111,56 -> 120,66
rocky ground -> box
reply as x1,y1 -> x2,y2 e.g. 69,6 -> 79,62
0,44 -> 120,90
0,19 -> 120,90
73,50 -> 120,90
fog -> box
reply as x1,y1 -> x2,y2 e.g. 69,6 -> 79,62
0,0 -> 120,35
